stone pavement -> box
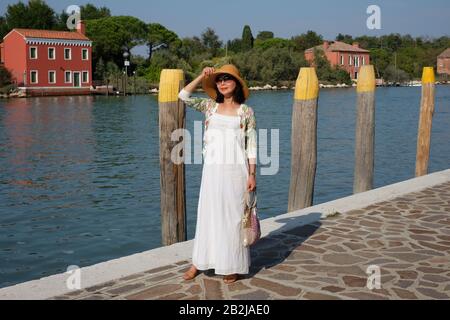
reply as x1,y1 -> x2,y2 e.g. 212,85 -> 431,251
51,181 -> 450,300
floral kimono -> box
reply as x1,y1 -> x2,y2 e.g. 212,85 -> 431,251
178,90 -> 257,161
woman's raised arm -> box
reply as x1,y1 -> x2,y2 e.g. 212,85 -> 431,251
178,67 -> 215,113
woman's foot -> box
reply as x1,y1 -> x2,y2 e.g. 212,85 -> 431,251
223,274 -> 238,284
183,266 -> 199,281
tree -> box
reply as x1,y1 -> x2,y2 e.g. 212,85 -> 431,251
201,27 -> 222,57
226,38 -> 242,53
178,36 -> 207,61
86,16 -> 147,68
54,10 -> 69,30
147,23 -> 179,61
0,65 -> 12,87
311,48 -> 351,85
5,0 -> 56,30
336,33 -> 353,44
292,30 -> 323,52
241,25 -> 254,51
384,65 -> 410,83
95,57 -> 106,81
0,16 -> 9,39
80,4 -> 111,20
254,38 -> 295,51
256,31 -> 274,41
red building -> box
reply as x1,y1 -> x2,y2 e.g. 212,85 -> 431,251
305,41 -> 371,80
0,21 -> 92,96
437,48 -> 450,76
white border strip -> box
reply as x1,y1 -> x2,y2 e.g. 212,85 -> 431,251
0,169 -> 449,300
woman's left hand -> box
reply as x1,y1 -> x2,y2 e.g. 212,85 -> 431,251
247,176 -> 256,192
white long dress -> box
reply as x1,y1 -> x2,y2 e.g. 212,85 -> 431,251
192,112 -> 250,275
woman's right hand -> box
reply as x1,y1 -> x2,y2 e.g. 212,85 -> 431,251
202,67 -> 215,78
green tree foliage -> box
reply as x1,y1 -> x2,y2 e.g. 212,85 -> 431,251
201,27 -> 222,57
383,65 -> 411,83
0,65 -> 12,87
86,16 -> 147,67
1,1 -> 449,87
80,4 -> 111,20
232,46 -> 307,85
0,17 -> 9,38
4,0 -> 56,30
95,57 -> 106,80
54,10 -> 69,31
226,38 -> 242,54
147,23 -> 179,61
312,49 -> 351,85
292,30 -> 323,52
178,37 -> 208,62
335,33 -> 353,44
254,38 -> 295,51
241,25 -> 254,51
256,31 -> 274,41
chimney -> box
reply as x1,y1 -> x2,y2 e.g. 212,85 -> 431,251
323,41 -> 329,51
76,20 -> 86,35
352,42 -> 360,48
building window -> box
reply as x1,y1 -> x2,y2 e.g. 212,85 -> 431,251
362,56 -> 366,65
48,47 -> 55,60
82,71 -> 89,83
64,48 -> 72,60
349,55 -> 353,66
65,71 -> 72,83
30,47 -> 38,59
354,56 -> 360,67
340,55 -> 344,65
82,49 -> 89,60
30,70 -> 38,84
48,71 -> 56,84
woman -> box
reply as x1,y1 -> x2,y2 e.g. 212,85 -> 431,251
178,64 -> 257,284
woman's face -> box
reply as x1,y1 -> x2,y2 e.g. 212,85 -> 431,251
216,74 -> 237,98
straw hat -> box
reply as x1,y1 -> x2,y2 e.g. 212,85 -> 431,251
202,64 -> 250,100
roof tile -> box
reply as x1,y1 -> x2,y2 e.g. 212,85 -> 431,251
12,29 -> 90,41
306,41 -> 370,53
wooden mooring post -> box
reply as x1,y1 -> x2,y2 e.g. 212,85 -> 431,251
288,67 -> 319,211
158,69 -> 186,246
415,67 -> 436,177
354,65 -> 376,194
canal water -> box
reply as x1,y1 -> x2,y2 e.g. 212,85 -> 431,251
0,86 -> 449,288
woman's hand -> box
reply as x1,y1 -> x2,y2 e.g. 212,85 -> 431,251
202,67 -> 215,78
247,176 -> 256,192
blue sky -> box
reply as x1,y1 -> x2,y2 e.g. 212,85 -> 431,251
1,0 -> 449,41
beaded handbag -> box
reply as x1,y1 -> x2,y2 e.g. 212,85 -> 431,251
241,190 -> 261,247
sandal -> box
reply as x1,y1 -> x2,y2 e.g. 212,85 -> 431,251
223,274 -> 238,284
183,266 -> 199,281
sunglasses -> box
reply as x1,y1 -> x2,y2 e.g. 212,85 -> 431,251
215,74 -> 235,83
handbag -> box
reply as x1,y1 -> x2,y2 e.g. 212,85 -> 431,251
241,190 -> 261,247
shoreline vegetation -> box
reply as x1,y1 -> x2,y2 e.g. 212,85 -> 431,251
1,1 -> 450,97
1,80 -> 449,99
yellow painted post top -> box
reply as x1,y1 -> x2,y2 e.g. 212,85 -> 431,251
357,65 -> 376,93
422,67 -> 435,84
159,69 -> 185,103
294,68 -> 319,100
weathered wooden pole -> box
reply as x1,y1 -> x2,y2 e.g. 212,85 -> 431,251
288,67 -> 319,211
415,67 -> 436,177
353,65 -> 376,194
159,69 -> 186,246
